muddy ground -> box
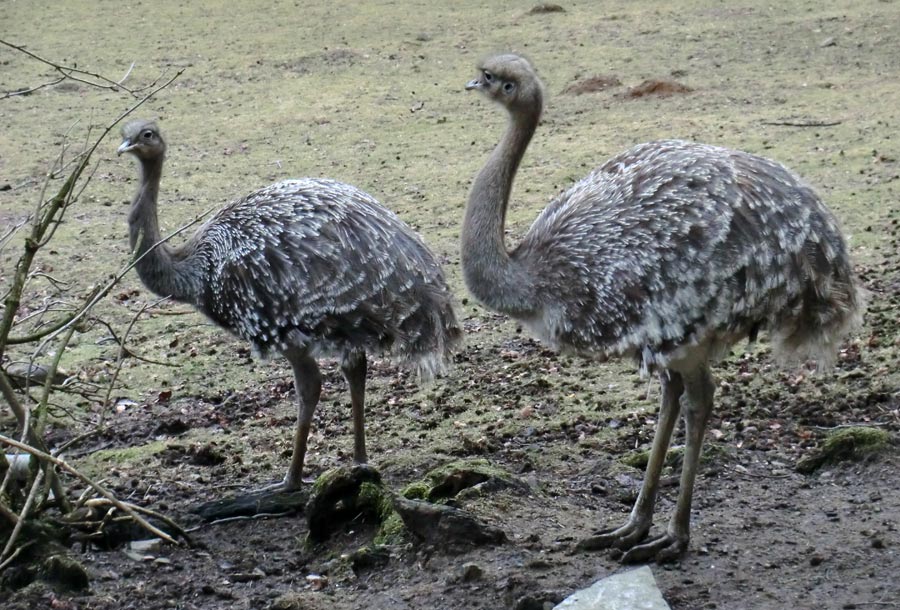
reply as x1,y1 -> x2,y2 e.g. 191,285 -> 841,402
1,0 -> 899,608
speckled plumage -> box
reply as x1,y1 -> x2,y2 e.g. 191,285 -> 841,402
119,119 -> 460,490
463,54 -> 864,562
517,139 -> 862,372
184,177 -> 459,371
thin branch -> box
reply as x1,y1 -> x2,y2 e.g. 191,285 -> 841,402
761,119 -> 843,127
83,498 -> 193,545
101,297 -> 169,422
0,434 -> 181,545
3,69 -> 184,351
0,465 -> 44,562
0,541 -> 34,572
0,76 -> 66,100
0,39 -> 138,95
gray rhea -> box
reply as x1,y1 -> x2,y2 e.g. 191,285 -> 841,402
463,54 -> 864,562
118,120 -> 460,491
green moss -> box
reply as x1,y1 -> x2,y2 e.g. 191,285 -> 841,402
620,443 -> 728,470
797,427 -> 893,474
78,441 -> 169,478
400,480 -> 430,500
373,510 -> 407,546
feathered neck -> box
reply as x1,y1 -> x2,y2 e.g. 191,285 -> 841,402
127,154 -> 198,303
461,105 -> 541,316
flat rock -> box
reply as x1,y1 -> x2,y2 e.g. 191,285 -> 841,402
553,566 -> 670,610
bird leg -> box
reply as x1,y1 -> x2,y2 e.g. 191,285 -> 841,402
620,365 -> 715,563
340,350 -> 368,465
577,370 -> 684,554
280,348 -> 322,491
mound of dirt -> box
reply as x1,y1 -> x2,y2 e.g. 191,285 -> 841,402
527,3 -> 565,14
562,75 -> 622,95
622,79 -> 693,98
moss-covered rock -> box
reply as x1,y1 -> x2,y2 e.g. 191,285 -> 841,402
796,426 -> 893,474
305,465 -> 383,543
414,458 -> 525,502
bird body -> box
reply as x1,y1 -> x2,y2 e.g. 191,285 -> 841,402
512,139 -> 860,373
150,177 -> 456,371
463,54 -> 863,562
119,120 -> 460,491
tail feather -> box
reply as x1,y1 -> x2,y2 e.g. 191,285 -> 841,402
771,260 -> 866,369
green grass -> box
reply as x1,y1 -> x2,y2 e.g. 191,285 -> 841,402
2,0 -> 898,485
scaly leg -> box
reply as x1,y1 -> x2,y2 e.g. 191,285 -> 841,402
282,347 -> 322,491
621,364 -> 715,563
578,370 -> 684,552
340,350 -> 368,465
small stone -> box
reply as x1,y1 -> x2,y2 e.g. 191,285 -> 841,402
41,554 -> 90,591
871,538 -> 885,549
306,573 -> 328,591
460,562 -> 484,582
809,555 -> 824,566
231,567 -> 266,582
554,566 -> 670,609
820,37 -> 836,47
124,550 -> 152,562
130,538 -> 163,553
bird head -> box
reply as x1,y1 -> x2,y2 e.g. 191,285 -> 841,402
466,53 -> 544,114
117,119 -> 165,160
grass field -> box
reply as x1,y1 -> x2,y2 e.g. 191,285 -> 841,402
2,1 -> 898,608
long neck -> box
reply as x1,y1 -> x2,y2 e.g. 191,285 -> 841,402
462,107 -> 540,316
128,155 -> 197,302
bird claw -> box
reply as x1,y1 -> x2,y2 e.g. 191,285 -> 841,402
575,519 -> 651,552
577,520 -> 687,563
620,532 -> 688,564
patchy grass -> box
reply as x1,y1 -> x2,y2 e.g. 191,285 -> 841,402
2,0 -> 899,609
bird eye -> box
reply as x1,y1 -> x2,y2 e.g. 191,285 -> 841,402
503,81 -> 516,94
484,71 -> 494,83
142,130 -> 153,139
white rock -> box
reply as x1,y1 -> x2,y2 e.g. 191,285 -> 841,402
553,566 -> 670,610
130,538 -> 163,553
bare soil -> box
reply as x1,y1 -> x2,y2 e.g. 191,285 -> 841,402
2,0 -> 899,609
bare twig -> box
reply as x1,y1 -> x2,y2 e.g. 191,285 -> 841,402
761,119 -> 843,127
810,422 -> 889,430
84,498 -> 193,545
0,39 -> 138,95
0,76 -> 66,100
0,465 -> 44,562
0,434 -> 181,545
3,69 -> 185,349
0,541 -> 35,572
101,296 -> 170,422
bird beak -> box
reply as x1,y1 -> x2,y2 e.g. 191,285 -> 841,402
465,78 -> 483,91
117,140 -> 134,156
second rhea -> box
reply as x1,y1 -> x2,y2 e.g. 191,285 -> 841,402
462,54 -> 863,562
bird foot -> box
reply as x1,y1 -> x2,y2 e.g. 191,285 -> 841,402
577,519 -> 688,563
619,531 -> 688,564
253,477 -> 313,494
576,518 -> 651,553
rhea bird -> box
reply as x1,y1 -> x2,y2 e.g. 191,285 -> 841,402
463,54 -> 864,562
118,120 -> 460,493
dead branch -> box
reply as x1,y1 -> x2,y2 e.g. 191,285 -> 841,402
101,297 -> 170,421
0,465 -> 44,562
0,39 -> 139,96
0,434 -> 181,545
762,119 -> 843,127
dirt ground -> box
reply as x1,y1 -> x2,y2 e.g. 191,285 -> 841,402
1,0 -> 898,609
